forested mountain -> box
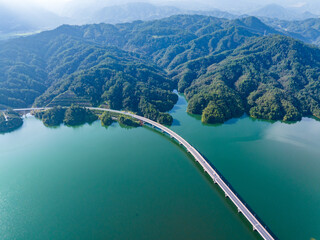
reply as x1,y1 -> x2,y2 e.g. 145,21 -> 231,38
262,18 -> 320,46
1,15 -> 320,123
0,29 -> 177,123
184,35 -> 320,122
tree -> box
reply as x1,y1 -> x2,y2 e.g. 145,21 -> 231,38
100,112 -> 113,126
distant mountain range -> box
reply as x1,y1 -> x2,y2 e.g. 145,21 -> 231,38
94,2 -> 182,24
261,18 -> 320,46
0,5 -> 32,34
0,3 -> 69,39
2,2 -> 320,40
0,2 -> 236,39
71,2 -> 320,24
249,4 -> 318,21
76,2 -> 236,24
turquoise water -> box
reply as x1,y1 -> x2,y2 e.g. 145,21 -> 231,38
170,95 -> 320,240
0,94 -> 319,240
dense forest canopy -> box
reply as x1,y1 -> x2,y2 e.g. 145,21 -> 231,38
100,111 -> 113,126
1,15 -> 320,123
35,105 -> 98,127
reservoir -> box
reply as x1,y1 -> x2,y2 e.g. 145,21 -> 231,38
0,94 -> 319,240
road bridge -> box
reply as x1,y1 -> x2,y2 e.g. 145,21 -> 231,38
14,107 -> 276,240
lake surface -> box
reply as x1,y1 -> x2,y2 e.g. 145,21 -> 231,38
0,94 -> 319,240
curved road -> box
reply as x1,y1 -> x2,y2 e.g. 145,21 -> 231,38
14,107 -> 276,240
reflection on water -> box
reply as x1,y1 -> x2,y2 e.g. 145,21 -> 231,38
265,117 -> 320,152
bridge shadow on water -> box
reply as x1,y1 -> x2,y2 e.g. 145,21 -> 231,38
143,124 -> 278,240
171,119 -> 181,127
142,125 -> 190,157
199,152 -> 278,240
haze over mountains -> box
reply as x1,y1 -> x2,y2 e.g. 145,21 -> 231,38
1,1 -> 319,39
84,2 -> 236,25
0,2 -> 69,38
249,4 -> 318,20
262,18 -> 320,46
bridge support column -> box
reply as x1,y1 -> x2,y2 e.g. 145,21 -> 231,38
237,208 -> 241,213
253,224 -> 258,231
225,193 -> 228,198
213,178 -> 217,184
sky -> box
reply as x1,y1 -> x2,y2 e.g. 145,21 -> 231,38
0,0 -> 71,11
1,0 -> 320,14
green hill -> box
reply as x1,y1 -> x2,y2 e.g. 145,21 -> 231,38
184,35 -> 320,122
0,29 -> 177,123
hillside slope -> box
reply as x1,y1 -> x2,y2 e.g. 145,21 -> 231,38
0,31 -> 177,124
184,35 -> 320,122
